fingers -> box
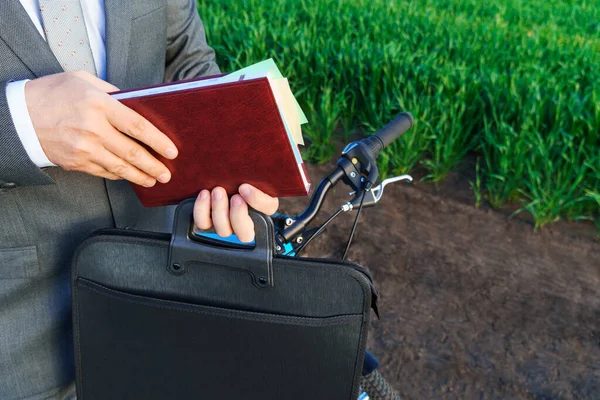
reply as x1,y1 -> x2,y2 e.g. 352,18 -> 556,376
211,187 -> 233,237
193,190 -> 212,230
230,195 -> 255,243
85,163 -> 122,181
101,124 -> 171,183
94,148 -> 157,187
104,98 -> 178,160
239,184 -> 279,215
193,189 -> 253,242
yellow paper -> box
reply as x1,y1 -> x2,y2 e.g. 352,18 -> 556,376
270,78 -> 304,146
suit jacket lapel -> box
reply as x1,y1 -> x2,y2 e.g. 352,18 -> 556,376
104,0 -> 132,89
1,1 -> 142,229
0,1 -> 62,78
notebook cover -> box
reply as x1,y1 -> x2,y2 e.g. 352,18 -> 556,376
115,77 -> 310,207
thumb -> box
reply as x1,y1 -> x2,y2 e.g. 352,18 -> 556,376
239,184 -> 279,216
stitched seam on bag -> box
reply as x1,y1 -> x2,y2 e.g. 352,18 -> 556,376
78,279 -> 362,327
73,236 -> 166,277
275,259 -> 370,313
352,313 -> 370,396
74,236 -> 370,315
344,270 -> 369,397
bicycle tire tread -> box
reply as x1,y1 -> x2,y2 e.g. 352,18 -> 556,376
360,370 -> 402,400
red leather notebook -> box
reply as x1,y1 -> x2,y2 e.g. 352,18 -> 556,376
113,76 -> 311,207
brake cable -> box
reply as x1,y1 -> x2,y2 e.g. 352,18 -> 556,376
342,189 -> 367,260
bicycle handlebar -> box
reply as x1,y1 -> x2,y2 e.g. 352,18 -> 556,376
358,112 -> 414,160
375,112 -> 414,148
276,111 -> 415,246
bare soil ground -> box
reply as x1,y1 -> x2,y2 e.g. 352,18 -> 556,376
280,163 -> 600,400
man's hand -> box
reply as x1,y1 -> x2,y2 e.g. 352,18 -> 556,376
193,184 -> 279,243
25,70 -> 178,187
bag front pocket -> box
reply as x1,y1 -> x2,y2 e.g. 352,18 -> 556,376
74,279 -> 366,400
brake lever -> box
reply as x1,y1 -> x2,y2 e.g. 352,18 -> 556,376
370,174 -> 413,202
343,174 -> 413,211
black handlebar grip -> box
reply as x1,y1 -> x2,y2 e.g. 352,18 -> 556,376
359,112 -> 414,159
375,112 -> 414,148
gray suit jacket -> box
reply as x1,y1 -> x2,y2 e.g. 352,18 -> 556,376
0,1 -> 220,398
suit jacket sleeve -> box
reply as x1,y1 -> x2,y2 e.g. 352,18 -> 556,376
0,80 -> 54,187
164,0 -> 221,82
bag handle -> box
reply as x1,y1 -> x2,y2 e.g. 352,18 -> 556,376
167,199 -> 274,288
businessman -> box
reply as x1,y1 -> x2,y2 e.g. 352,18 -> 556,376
0,1 -> 278,398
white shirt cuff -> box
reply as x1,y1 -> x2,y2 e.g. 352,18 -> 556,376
6,80 -> 56,168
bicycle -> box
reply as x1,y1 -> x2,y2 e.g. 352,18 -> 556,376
197,112 -> 415,399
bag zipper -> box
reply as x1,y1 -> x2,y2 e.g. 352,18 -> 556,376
91,228 -> 380,316
277,254 -> 379,317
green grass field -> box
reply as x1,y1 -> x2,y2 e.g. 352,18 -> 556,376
197,0 -> 600,229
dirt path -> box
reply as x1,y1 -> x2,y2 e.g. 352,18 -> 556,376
280,164 -> 600,399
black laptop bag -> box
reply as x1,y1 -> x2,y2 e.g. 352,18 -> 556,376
71,199 -> 375,399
